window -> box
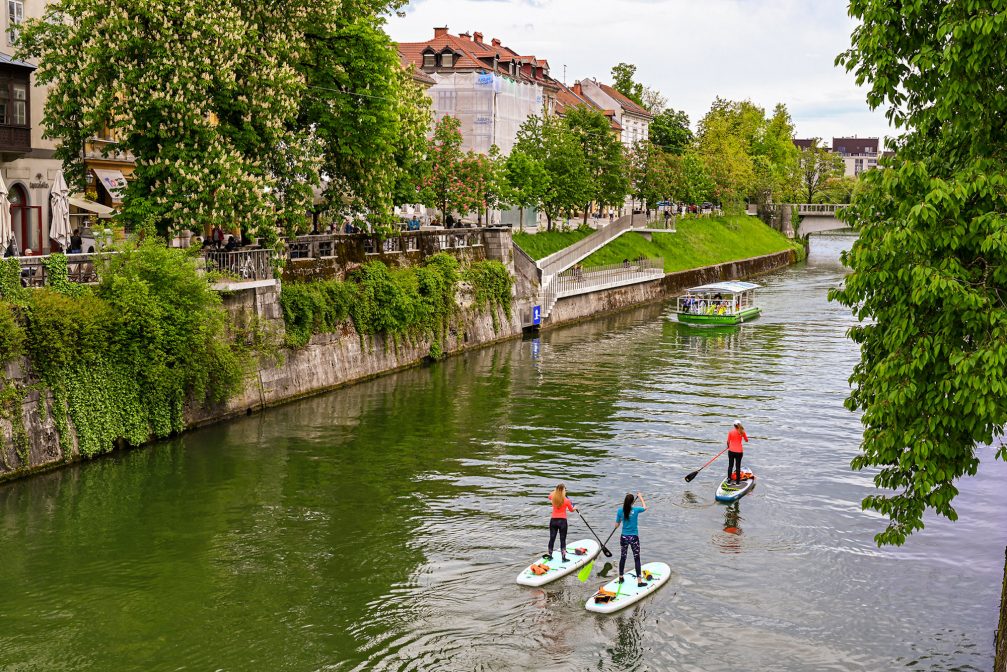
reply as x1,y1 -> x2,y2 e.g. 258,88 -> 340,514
7,0 -> 22,45
0,72 -> 29,126
12,82 -> 24,125
440,52 -> 453,68
423,52 -> 435,68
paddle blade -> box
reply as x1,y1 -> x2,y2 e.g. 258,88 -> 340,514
684,470 -> 699,482
577,559 -> 594,582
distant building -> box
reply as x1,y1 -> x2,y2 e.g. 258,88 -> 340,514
832,137 -> 879,177
554,81 -> 622,137
575,79 -> 652,147
792,136 -> 883,178
398,27 -> 560,155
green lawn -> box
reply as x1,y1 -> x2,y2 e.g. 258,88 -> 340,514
512,229 -> 593,260
579,215 -> 800,273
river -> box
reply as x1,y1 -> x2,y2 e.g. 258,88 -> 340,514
0,236 -> 1002,671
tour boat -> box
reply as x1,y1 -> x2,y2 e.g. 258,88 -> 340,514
675,281 -> 762,325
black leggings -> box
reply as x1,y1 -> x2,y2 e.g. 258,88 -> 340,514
548,518 -> 568,554
619,534 -> 642,578
728,451 -> 743,481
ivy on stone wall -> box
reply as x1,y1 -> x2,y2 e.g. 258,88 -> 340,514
463,260 -> 513,332
0,244 -> 246,460
279,253 -> 513,347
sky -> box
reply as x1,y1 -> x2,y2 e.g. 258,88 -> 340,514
388,0 -> 895,148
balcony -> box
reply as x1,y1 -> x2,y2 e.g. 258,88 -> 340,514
85,137 -> 136,165
0,123 -> 31,157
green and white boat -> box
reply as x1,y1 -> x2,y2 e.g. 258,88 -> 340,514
675,281 -> 762,325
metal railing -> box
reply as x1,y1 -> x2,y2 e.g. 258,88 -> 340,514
204,249 -> 273,281
797,203 -> 845,215
554,257 -> 664,296
538,214 -> 639,278
12,252 -> 109,288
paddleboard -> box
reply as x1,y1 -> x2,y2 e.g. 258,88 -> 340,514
516,539 -> 600,587
715,469 -> 755,502
585,561 -> 671,614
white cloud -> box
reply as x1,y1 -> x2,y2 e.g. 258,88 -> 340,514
390,0 -> 896,147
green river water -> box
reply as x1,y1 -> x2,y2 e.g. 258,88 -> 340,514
0,237 -> 1002,671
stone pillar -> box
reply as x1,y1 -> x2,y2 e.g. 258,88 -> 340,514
481,228 -> 515,276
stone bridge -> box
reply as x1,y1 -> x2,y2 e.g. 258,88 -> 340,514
748,203 -> 852,237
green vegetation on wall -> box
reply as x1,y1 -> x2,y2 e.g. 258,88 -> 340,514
279,254 -> 513,348
0,242 -> 246,459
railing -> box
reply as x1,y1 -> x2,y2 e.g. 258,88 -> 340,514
12,252 -> 108,288
284,230 -> 484,261
538,214 -> 639,278
759,203 -> 846,216
204,249 -> 273,281
554,257 -> 664,296
797,203 -> 845,215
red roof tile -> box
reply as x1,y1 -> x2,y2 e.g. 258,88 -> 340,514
597,83 -> 653,119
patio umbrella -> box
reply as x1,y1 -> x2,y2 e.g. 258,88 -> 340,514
0,172 -> 12,255
49,171 -> 72,251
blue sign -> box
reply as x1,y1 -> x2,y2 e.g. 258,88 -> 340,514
532,305 -> 541,325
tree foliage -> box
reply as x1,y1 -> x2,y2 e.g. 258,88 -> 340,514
649,108 -> 693,155
696,98 -> 800,205
511,115 -> 591,230
831,0 -> 1007,545
610,62 -> 645,107
797,140 -> 846,203
19,0 -> 430,238
299,4 -> 431,224
20,1 -> 336,239
564,106 -> 630,223
420,116 -> 491,222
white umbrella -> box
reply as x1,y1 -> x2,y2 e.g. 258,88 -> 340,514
0,172 -> 11,255
50,171 -> 71,252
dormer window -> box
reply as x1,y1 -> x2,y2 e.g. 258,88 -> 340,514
441,51 -> 454,68
423,52 -> 436,68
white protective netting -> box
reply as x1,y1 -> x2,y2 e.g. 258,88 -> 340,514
431,72 -> 542,156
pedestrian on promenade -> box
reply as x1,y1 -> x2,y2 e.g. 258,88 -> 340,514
547,484 -> 577,562
615,492 -> 648,587
726,420 -> 749,484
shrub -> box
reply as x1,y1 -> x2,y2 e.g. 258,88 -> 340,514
0,302 -> 24,363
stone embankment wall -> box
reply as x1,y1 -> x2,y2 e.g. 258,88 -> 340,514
0,242 -> 793,482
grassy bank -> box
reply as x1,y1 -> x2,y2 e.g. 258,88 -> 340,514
581,215 -> 801,272
512,229 -> 592,260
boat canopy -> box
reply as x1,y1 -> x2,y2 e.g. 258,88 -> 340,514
684,281 -> 760,295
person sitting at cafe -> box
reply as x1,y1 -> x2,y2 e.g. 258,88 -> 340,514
224,235 -> 239,252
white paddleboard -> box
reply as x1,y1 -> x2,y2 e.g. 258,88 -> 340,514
516,538 -> 600,587
584,561 -> 671,614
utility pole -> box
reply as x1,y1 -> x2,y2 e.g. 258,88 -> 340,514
563,64 -> 566,86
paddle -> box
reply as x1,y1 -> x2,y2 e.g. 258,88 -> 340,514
684,447 -> 730,482
576,510 -> 614,558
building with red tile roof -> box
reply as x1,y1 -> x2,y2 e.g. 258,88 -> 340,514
398,27 -> 562,155
576,79 -> 653,147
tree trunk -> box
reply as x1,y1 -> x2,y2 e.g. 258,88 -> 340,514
583,203 -> 590,228
997,545 -> 1007,671
519,207 -> 524,232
